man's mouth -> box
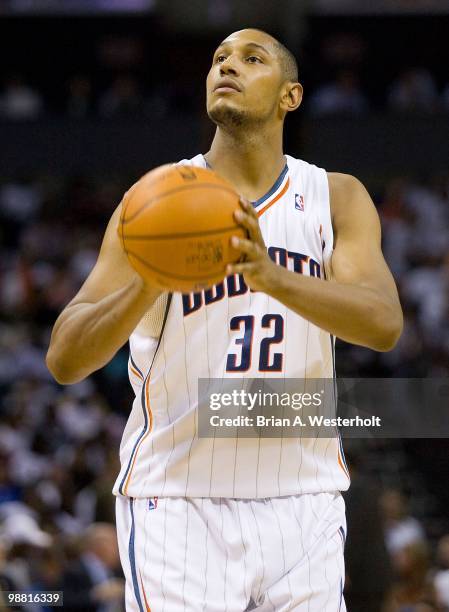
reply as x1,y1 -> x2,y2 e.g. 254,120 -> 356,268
214,79 -> 241,93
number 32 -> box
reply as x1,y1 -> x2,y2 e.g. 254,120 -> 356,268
226,314 -> 284,372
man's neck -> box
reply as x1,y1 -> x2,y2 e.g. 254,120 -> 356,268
204,126 -> 286,202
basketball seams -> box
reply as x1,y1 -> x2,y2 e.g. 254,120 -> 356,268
119,193 -> 132,254
127,250 -> 231,283
120,165 -> 243,292
122,183 -> 238,225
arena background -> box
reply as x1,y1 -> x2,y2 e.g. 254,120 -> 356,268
0,1 -> 448,610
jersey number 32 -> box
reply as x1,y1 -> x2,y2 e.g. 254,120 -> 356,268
226,314 -> 284,372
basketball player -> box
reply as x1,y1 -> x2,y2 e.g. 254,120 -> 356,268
47,29 -> 403,611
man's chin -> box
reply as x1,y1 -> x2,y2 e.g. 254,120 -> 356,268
207,101 -> 247,128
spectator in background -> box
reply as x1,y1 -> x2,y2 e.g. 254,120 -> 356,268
308,69 -> 368,116
379,305 -> 428,377
75,448 -> 121,526
434,535 -> 449,610
0,452 -> 22,505
320,32 -> 365,69
59,523 -> 125,612
379,175 -> 449,375
381,489 -> 426,556
0,541 -> 10,606
391,541 -> 442,611
30,544 -> 65,610
379,178 -> 416,279
402,253 -> 449,340
98,75 -> 144,118
66,75 -> 94,119
0,513 -> 52,593
388,68 -> 438,114
405,181 -> 448,261
0,175 -> 42,229
343,455 -> 393,612
0,75 -> 43,120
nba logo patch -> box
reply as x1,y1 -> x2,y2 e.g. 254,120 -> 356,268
295,194 -> 304,211
148,497 -> 158,510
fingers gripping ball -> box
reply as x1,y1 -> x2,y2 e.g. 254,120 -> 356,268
118,164 -> 245,292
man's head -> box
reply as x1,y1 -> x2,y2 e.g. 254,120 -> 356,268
206,29 -> 302,131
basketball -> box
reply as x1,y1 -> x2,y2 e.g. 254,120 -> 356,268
118,164 -> 246,292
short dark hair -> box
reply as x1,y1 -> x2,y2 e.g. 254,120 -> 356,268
253,29 -> 299,83
271,38 -> 299,83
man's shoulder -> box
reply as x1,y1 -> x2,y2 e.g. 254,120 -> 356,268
327,172 -> 367,218
327,171 -> 363,194
327,172 -> 378,232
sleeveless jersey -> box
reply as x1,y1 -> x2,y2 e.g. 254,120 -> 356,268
113,154 -> 350,499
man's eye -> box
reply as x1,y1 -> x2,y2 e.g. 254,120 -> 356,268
215,55 -> 227,63
247,56 -> 262,63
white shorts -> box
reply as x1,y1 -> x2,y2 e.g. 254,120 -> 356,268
116,492 -> 346,611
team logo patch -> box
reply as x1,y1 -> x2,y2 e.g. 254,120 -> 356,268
148,497 -> 158,510
295,194 -> 304,211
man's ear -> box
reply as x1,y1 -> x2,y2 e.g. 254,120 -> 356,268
280,82 -> 303,113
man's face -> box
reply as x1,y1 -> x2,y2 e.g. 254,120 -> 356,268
206,29 -> 284,129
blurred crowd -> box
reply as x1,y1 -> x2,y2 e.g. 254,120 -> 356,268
1,25 -> 449,122
338,172 -> 449,378
1,65 -> 449,122
344,467 -> 449,612
0,166 -> 448,610
306,66 -> 449,116
0,174 -> 130,610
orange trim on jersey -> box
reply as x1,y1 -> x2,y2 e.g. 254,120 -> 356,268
139,572 -> 151,612
257,178 -> 290,217
130,365 -> 144,380
124,374 -> 153,495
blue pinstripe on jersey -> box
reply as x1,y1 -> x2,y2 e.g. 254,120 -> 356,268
338,525 -> 346,547
130,352 -> 144,379
119,295 -> 173,495
339,576 -> 344,610
119,377 -> 150,495
129,499 -> 144,612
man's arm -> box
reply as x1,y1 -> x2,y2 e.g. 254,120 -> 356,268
227,173 -> 403,351
46,203 -> 162,384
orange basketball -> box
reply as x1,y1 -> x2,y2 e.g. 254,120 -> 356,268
118,164 -> 245,292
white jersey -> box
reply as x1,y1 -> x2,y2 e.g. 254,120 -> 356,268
113,154 -> 350,499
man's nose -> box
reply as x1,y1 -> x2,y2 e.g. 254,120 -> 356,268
220,57 -> 239,76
